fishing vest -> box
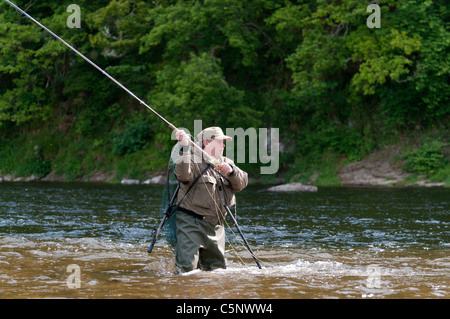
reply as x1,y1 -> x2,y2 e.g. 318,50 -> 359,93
174,152 -> 248,226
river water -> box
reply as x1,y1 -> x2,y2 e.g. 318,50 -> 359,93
0,182 -> 448,299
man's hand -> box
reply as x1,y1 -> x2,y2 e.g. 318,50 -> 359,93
175,129 -> 190,146
215,162 -> 233,176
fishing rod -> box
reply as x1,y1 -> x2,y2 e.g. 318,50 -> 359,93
3,0 -> 219,167
6,1 -> 260,268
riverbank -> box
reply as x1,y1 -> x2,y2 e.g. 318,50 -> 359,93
1,133 -> 449,188
337,146 -> 448,188
1,148 -> 448,188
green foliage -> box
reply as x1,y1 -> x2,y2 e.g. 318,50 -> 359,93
112,119 -> 153,155
20,156 -> 52,179
403,140 -> 448,175
0,0 -> 449,183
148,52 -> 259,134
0,137 -> 51,178
0,13 -> 51,123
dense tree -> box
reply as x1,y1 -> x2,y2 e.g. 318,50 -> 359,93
0,0 -> 448,181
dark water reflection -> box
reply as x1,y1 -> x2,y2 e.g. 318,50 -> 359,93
238,186 -> 449,250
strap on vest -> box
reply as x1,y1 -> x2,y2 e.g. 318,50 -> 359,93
169,163 -> 212,216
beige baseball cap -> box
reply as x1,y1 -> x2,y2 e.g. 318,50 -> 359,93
197,126 -> 232,142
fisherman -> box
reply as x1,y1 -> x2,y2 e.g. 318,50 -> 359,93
174,127 -> 248,273
3,0 -> 257,271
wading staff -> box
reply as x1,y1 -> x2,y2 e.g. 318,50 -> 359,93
147,185 -> 179,253
3,0 -> 219,167
224,205 -> 262,269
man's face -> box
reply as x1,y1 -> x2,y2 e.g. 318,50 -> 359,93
204,138 -> 225,159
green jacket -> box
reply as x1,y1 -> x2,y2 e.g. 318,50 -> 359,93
174,150 -> 248,226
